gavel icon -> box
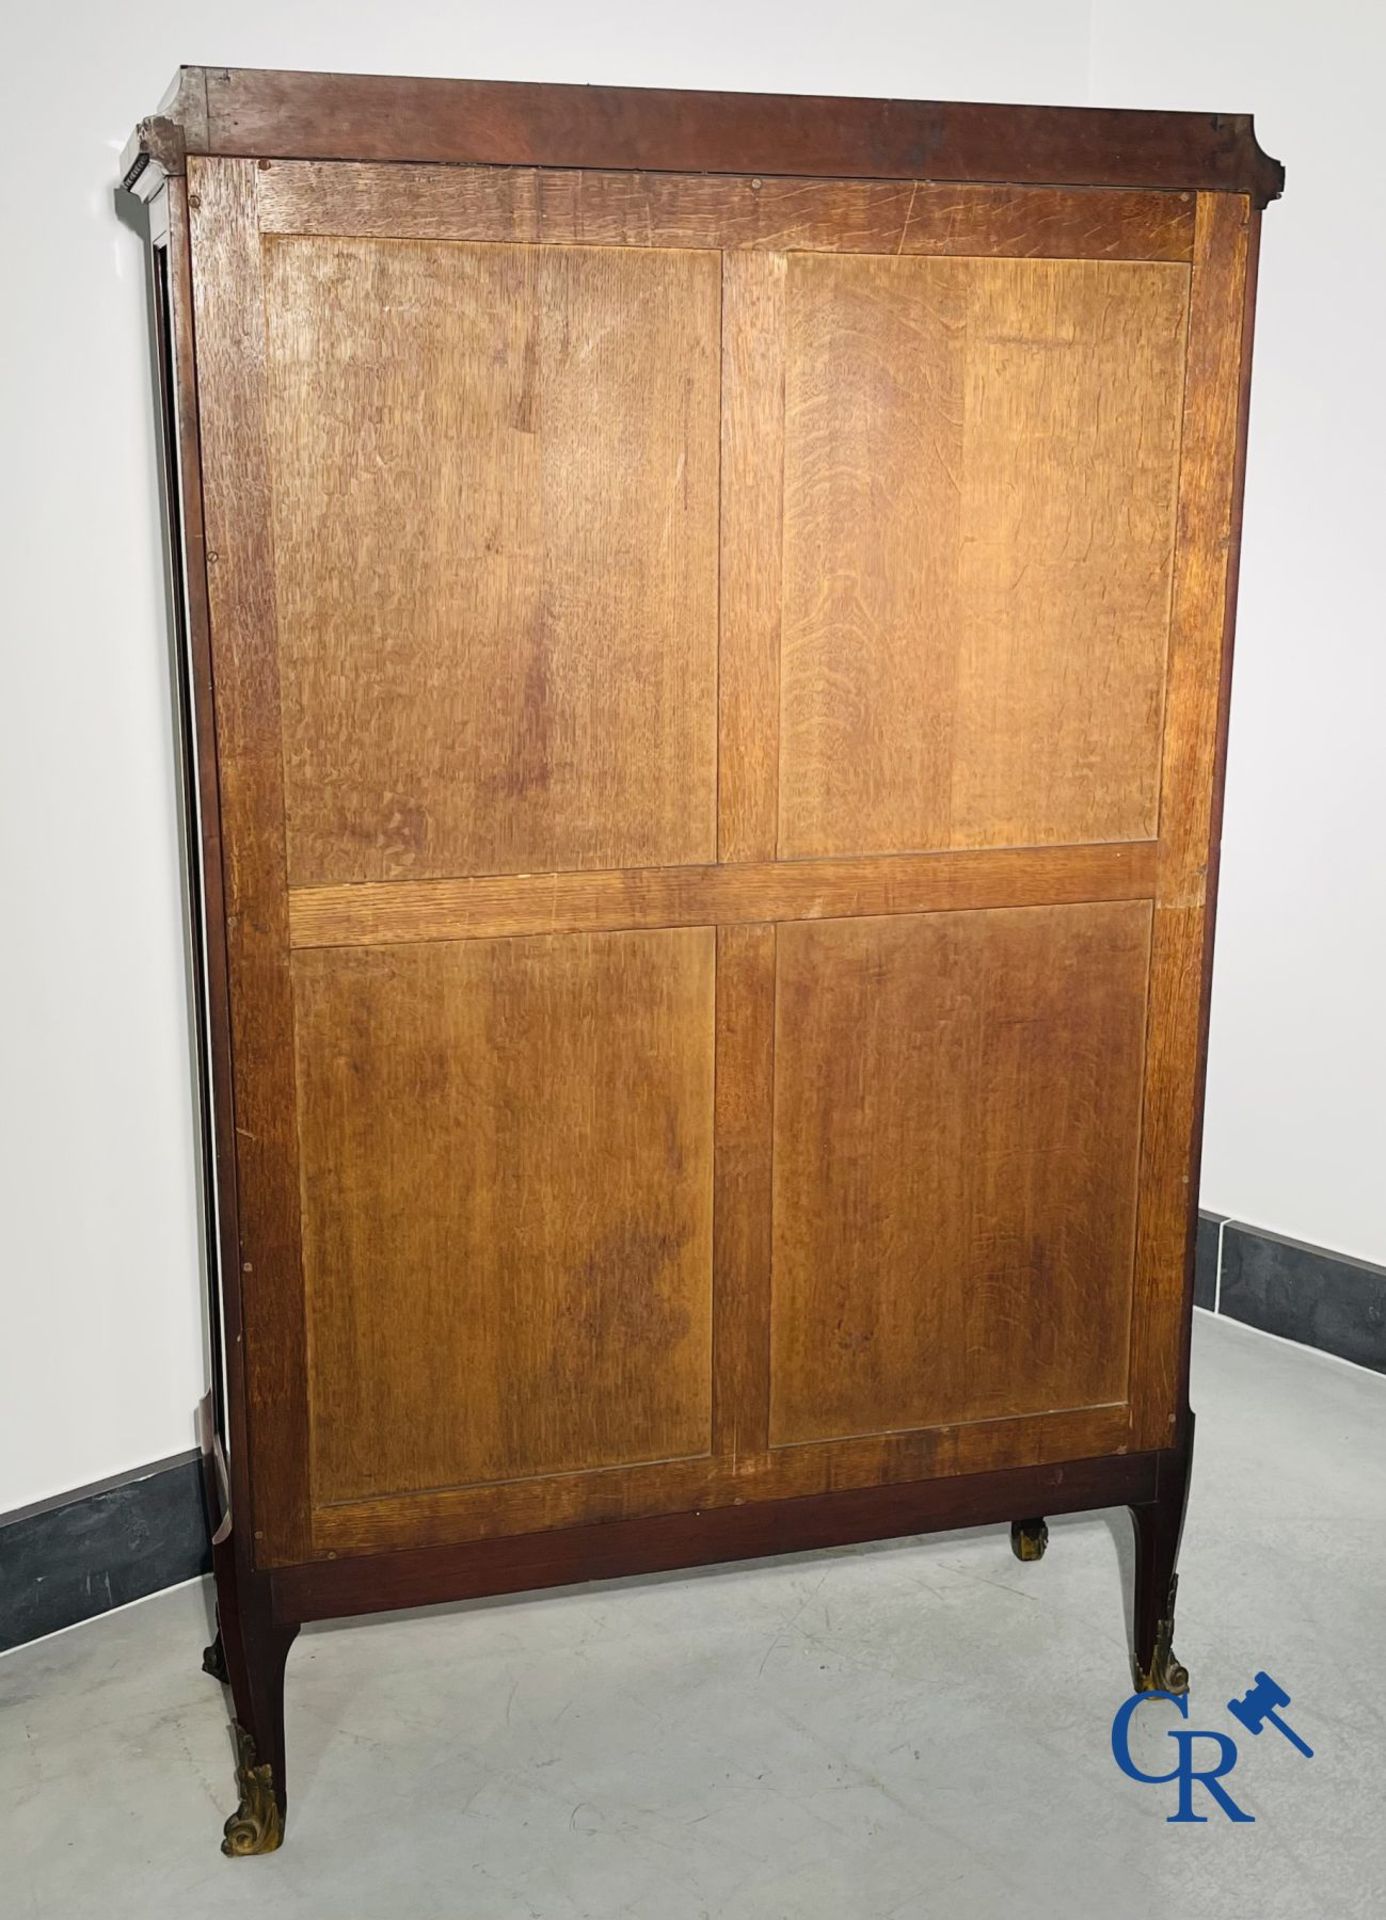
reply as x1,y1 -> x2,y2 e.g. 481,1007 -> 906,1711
1227,1672 -> 1314,1758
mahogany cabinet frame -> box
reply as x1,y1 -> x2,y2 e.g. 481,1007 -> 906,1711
121,67 -> 1281,1854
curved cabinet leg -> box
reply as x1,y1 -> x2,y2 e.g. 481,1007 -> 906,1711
1129,1417 -> 1194,1695
1010,1517 -> 1049,1562
212,1535 -> 299,1855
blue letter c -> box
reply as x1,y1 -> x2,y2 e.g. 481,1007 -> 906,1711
1111,1689 -> 1188,1783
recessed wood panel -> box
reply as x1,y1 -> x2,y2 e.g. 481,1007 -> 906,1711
263,235 -> 720,885
292,928 -> 716,1508
769,902 -> 1151,1446
778,254 -> 1188,858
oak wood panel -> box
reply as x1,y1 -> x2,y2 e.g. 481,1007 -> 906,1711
1130,194 -> 1255,1449
948,260 -> 1189,850
187,157 -> 312,1566
292,928 -> 716,1510
719,252 -> 785,863
711,926 -> 775,1463
780,248 -> 963,860
180,68 -> 1284,204
288,840 -> 1157,950
312,1402 -> 1132,1555
262,234 -> 719,886
770,902 -> 1152,1447
778,253 -> 1189,859
256,161 -> 1196,262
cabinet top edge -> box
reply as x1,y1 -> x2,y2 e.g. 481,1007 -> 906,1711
119,65 -> 1285,209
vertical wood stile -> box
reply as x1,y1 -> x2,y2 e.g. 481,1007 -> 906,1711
712,923 -> 777,1464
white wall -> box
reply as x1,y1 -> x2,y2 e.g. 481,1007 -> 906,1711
0,3 -> 1377,1513
1089,3 -> 1386,1265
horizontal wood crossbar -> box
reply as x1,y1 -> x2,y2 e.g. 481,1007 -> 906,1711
288,840 -> 1159,949
308,1402 -> 1133,1554
274,1447 -> 1165,1621
256,162 -> 1197,263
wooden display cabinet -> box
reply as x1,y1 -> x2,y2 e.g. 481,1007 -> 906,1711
120,68 -> 1282,1852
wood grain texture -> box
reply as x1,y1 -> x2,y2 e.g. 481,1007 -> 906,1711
1130,194 -> 1254,1449
719,251 -> 785,863
292,929 -> 716,1509
187,157 -> 312,1566
312,1403 -> 1132,1554
257,161 -> 1197,262
779,252 -> 1189,859
173,68 -> 1285,204
770,903 -> 1152,1446
127,69 -> 1281,1808
153,179 -> 246,1496
262,234 -> 719,886
279,1447 -> 1165,1620
711,925 -> 775,1463
163,132 -> 1265,1612
288,840 -> 1158,949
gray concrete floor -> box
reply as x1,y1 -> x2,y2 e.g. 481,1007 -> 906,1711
4,1313 -> 1384,1919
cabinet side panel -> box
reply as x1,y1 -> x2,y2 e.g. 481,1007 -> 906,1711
150,181 -> 241,1479
188,157 -> 312,1564
1129,194 -> 1256,1448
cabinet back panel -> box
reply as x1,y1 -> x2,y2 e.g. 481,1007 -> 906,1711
770,901 -> 1151,1445
262,235 -> 720,886
182,157 -> 1251,1561
292,928 -> 716,1505
778,253 -> 1188,858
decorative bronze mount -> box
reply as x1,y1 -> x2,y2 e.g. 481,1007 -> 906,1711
202,1619 -> 284,1854
1010,1516 -> 1049,1562
222,1724 -> 284,1856
1132,1575 -> 1190,1695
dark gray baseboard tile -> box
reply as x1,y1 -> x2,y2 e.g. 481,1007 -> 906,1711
1217,1223 -> 1386,1375
1194,1211 -> 1226,1311
0,1453 -> 211,1653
